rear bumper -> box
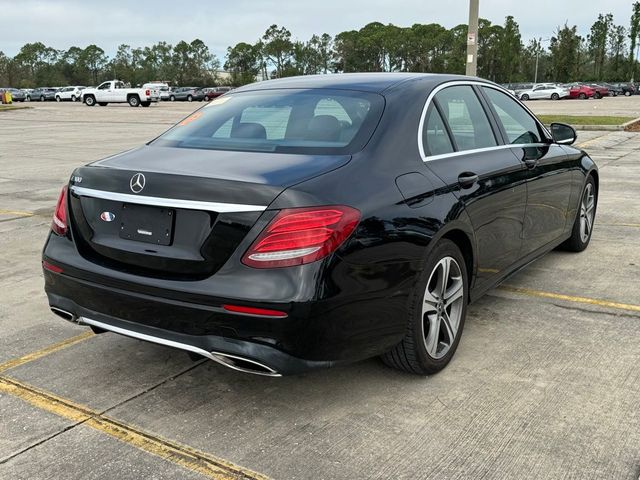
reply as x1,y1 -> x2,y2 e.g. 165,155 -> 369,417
44,268 -> 343,375
47,289 -> 335,376
43,257 -> 411,375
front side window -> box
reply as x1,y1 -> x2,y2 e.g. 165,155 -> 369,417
98,82 -> 110,90
482,87 -> 545,144
434,85 -> 496,152
153,89 -> 384,155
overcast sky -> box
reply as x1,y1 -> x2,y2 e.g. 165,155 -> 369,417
0,0 -> 636,60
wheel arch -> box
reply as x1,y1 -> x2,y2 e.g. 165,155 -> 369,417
440,228 -> 475,296
587,168 -> 599,199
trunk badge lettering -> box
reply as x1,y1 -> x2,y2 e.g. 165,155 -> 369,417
130,173 -> 146,193
100,211 -> 116,222
137,229 -> 153,236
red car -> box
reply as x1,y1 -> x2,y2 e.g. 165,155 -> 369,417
204,86 -> 232,101
588,84 -> 609,99
568,85 -> 596,100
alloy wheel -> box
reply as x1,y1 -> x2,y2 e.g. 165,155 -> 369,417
422,256 -> 464,359
579,183 -> 595,243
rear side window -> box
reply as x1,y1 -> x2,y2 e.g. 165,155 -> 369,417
482,87 -> 544,144
422,105 -> 454,156
434,85 -> 496,152
153,89 -> 384,155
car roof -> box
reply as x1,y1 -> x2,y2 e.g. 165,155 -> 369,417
232,73 -> 472,94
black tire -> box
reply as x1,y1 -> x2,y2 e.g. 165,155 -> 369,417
381,239 -> 468,375
560,176 -> 597,252
520,94 -> 529,101
40,95 -> 45,102
594,92 -> 601,99
625,91 -> 631,96
128,95 -> 140,107
55,96 -> 61,102
579,93 -> 587,99
26,96 -> 31,102
170,95 -> 175,101
98,102 -> 108,106
187,94 -> 193,102
551,93 -> 559,100
71,95 -> 76,102
84,95 -> 96,106
141,101 -> 151,107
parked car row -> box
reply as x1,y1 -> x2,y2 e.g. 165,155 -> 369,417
142,83 -> 233,102
502,81 -> 638,101
1,84 -> 233,105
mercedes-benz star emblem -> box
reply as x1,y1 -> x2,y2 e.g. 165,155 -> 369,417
130,173 -> 145,193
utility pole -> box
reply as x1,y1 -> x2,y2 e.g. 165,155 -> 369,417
534,38 -> 541,84
466,0 -> 479,76
534,38 -> 550,84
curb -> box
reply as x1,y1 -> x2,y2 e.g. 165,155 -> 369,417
621,117 -> 640,132
544,117 -> 640,132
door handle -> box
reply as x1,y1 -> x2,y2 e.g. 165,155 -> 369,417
458,172 -> 479,189
524,158 -> 538,169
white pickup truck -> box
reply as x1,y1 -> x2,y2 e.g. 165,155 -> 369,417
81,80 -> 159,107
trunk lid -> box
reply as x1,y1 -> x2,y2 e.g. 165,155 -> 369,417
69,145 -> 350,278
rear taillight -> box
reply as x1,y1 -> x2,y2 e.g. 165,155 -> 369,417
51,185 -> 68,236
145,89 -> 150,96
242,206 -> 360,268
42,260 -> 63,273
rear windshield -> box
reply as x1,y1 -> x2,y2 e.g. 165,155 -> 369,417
152,89 -> 384,155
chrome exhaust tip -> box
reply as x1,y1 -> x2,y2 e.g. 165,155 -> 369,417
50,307 -> 79,323
209,352 -> 281,377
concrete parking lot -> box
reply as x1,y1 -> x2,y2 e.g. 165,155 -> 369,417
0,100 -> 639,480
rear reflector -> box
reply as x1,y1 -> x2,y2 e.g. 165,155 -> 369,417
242,205 -> 360,268
51,185 -> 68,236
42,260 -> 63,273
222,304 -> 287,318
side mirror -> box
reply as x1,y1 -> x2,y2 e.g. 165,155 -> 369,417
550,122 -> 577,145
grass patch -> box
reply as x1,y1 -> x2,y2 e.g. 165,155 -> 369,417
537,115 -> 635,126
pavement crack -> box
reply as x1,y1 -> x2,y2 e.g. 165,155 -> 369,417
552,302 -> 640,320
0,361 -> 205,466
0,421 -> 86,465
98,359 -> 206,417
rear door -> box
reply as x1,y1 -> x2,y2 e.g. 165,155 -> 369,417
480,86 -> 574,255
420,83 -> 527,289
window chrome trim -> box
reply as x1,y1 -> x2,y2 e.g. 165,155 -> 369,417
70,186 -> 267,213
417,80 -> 552,162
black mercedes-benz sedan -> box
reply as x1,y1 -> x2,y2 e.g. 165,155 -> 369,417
43,73 -> 598,377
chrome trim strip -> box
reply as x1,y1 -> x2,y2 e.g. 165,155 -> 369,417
80,317 -> 281,377
70,186 -> 267,213
420,142 -> 553,162
417,80 -> 553,162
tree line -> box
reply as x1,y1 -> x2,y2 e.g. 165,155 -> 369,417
2,4 -> 640,89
